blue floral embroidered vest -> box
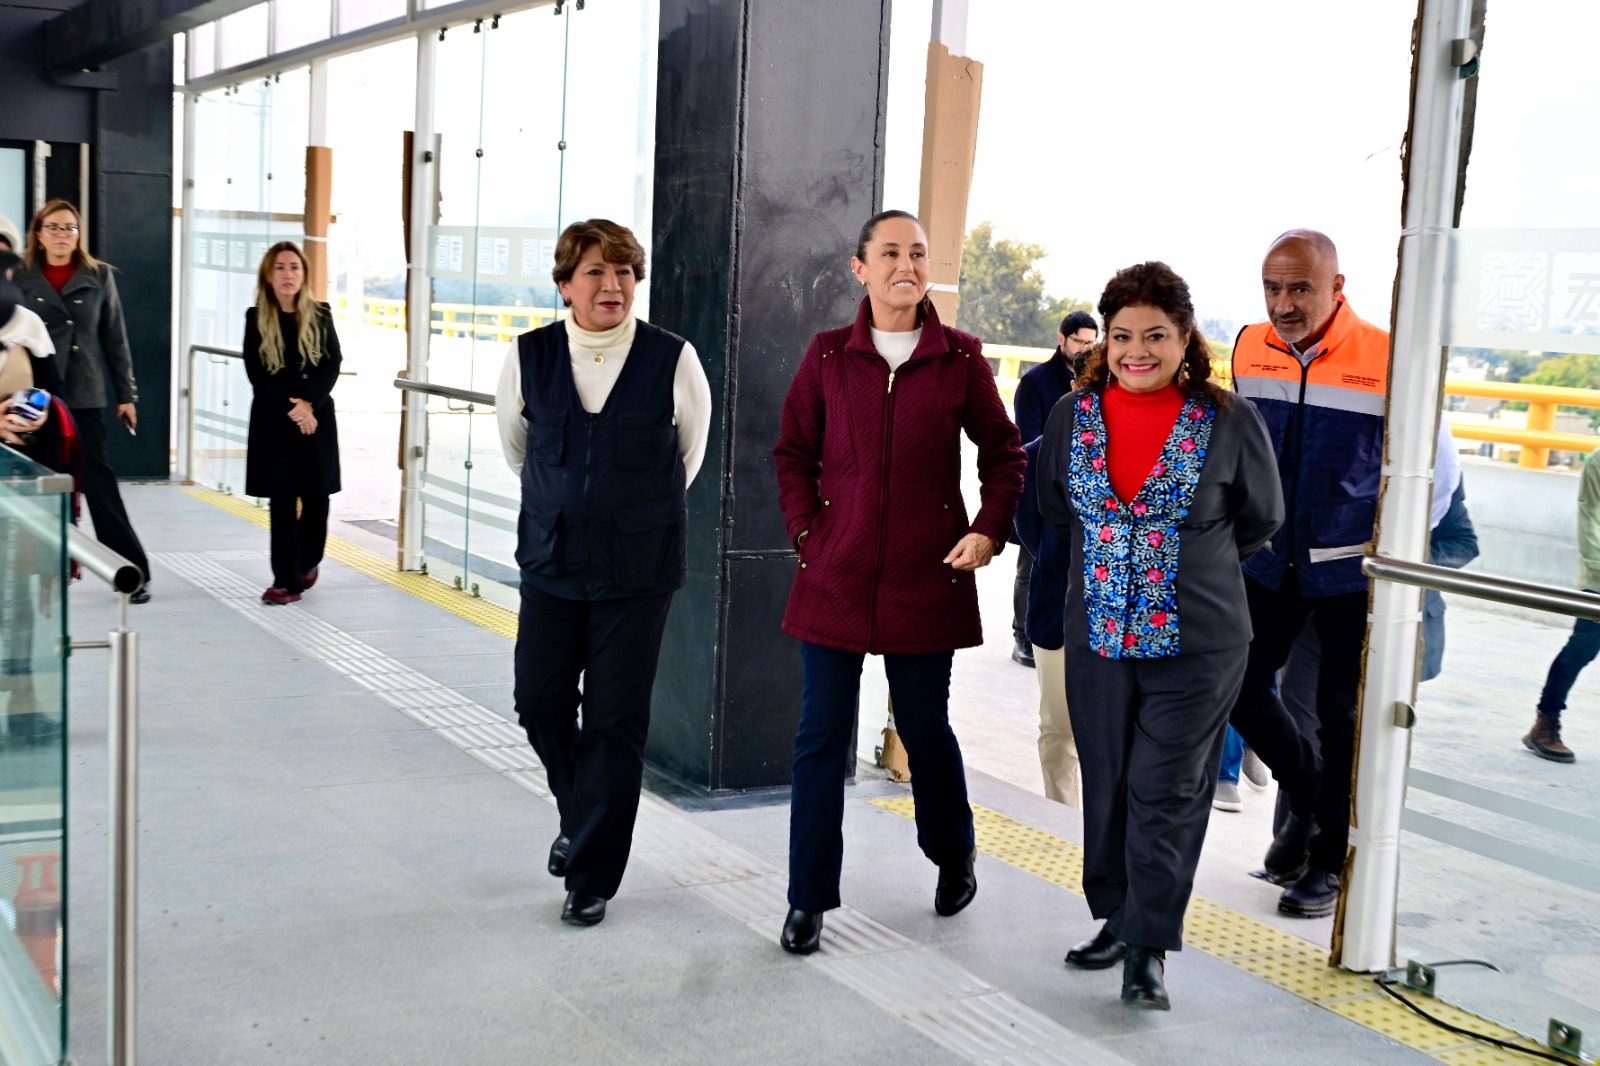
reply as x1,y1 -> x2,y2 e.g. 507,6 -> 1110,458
1068,389 -> 1216,659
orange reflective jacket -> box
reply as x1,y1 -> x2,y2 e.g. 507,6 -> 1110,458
1231,299 -> 1389,596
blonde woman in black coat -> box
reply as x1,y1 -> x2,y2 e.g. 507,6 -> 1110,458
242,241 -> 342,605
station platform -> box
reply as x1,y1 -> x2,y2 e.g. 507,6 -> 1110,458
57,484 -> 1571,1065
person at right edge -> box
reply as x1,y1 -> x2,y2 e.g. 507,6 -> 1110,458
1037,261 -> 1282,1011
496,219 -> 711,928
15,200 -> 151,602
1225,229 -> 1389,919
1526,454 -> 1600,764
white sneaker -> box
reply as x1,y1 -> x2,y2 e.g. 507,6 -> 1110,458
1212,781 -> 1243,812
1242,749 -> 1270,792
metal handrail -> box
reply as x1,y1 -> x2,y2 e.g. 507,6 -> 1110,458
69,525 -> 144,594
1362,554 -> 1600,621
393,377 -> 496,407
192,344 -> 242,360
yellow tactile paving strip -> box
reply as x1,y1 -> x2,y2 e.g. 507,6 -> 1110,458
187,486 -> 1550,1063
874,796 -> 1553,1064
183,488 -> 519,638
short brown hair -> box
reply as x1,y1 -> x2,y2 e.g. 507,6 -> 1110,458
551,219 -> 646,302
1078,261 -> 1231,409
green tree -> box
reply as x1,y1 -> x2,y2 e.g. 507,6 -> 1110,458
958,221 -> 1090,346
1522,353 -> 1600,427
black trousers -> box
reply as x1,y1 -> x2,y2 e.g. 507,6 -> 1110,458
514,584 -> 674,900
1227,574 -> 1367,874
1065,643 -> 1246,951
1012,545 -> 1034,643
268,453 -> 328,593
787,643 -> 974,912
70,408 -> 150,586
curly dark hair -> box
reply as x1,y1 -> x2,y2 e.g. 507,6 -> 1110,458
1076,261 -> 1230,408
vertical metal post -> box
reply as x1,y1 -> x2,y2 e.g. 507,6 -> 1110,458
107,621 -> 138,1065
176,91 -> 198,483
400,30 -> 438,572
1339,0 -> 1472,972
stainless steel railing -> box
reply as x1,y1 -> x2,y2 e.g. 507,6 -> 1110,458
392,377 -> 496,406
1362,554 -> 1600,621
62,525 -> 141,1066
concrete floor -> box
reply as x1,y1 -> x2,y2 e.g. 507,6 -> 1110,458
44,482 -> 1596,1065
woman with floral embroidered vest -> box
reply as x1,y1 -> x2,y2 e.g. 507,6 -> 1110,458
1035,262 -> 1283,1011
773,209 -> 1025,955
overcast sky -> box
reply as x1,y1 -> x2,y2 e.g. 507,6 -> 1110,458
880,0 -> 1600,338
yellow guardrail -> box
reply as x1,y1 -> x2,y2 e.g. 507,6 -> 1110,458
329,299 -> 1600,469
990,343 -> 1599,468
330,293 -> 562,341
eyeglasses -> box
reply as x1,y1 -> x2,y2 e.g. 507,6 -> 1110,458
40,224 -> 80,235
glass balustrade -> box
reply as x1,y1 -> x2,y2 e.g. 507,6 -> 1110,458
0,445 -> 68,1066
1386,5 -> 1600,1057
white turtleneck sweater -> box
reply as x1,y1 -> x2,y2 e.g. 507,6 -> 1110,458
496,315 -> 712,484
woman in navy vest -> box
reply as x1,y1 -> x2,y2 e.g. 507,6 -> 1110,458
772,210 -> 1025,953
1035,262 -> 1283,1010
495,219 -> 711,927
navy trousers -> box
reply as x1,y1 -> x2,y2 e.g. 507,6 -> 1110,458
1537,595 -> 1600,728
514,584 -> 674,900
1066,643 -> 1247,951
788,642 -> 974,913
267,445 -> 328,594
1227,574 -> 1367,874
71,407 -> 150,587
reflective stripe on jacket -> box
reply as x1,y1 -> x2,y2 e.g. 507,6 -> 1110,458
1231,299 -> 1389,597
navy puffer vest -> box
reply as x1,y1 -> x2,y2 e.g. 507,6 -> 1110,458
516,320 -> 687,600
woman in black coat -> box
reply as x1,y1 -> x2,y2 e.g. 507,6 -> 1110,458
242,241 -> 342,605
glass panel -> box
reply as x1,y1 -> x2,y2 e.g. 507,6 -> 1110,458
273,0 -> 334,54
0,147 -> 25,231
190,352 -> 254,496
1401,6 -> 1600,1058
325,37 -> 415,535
418,3 -> 658,604
335,0 -> 405,35
184,76 -> 307,500
217,4 -> 270,71
187,23 -> 216,81
0,445 -> 68,1066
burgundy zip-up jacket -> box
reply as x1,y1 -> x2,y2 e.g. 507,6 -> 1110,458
774,298 -> 1026,655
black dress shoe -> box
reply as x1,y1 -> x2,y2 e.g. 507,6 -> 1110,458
561,891 -> 606,926
547,835 -> 571,877
934,848 -> 978,916
1065,924 -> 1126,970
1278,868 -> 1340,918
1121,947 -> 1170,1010
1011,639 -> 1036,668
1263,809 -> 1317,878
780,907 -> 824,954
129,584 -> 151,605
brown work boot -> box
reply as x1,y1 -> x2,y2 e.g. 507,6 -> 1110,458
1523,715 -> 1575,763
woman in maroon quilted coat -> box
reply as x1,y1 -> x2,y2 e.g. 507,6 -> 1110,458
772,209 -> 1025,954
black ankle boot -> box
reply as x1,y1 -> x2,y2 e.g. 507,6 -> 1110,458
1263,809 -> 1317,878
560,891 -> 606,926
781,908 -> 824,954
547,835 -> 571,877
1065,924 -> 1125,970
1121,947 -> 1169,1010
934,848 -> 977,916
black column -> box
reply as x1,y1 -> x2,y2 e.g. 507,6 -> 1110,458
93,41 -> 172,478
649,0 -> 891,793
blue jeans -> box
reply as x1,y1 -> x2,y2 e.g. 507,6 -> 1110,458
788,642 -> 974,912
1537,599 -> 1600,728
1217,725 -> 1244,785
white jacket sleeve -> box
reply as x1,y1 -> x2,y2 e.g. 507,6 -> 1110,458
674,340 -> 713,486
496,340 -> 527,475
